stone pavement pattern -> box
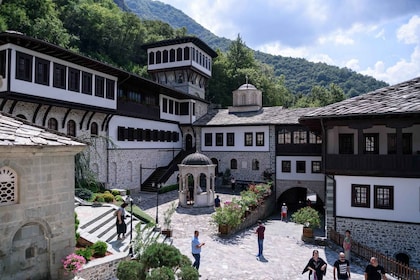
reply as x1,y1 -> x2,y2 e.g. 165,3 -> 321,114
133,188 -> 379,280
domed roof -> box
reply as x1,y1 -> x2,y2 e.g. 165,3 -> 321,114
181,152 -> 212,165
238,83 -> 257,90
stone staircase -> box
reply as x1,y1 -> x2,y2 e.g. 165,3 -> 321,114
74,200 -> 167,257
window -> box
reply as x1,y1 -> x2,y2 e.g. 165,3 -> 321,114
170,49 -> 175,62
252,159 -> 259,170
364,133 -> 379,154
162,98 -> 168,113
256,132 -> 264,146
16,51 -> 32,82
0,50 -> 6,79
244,132 -> 253,146
35,57 -> 49,85
163,50 -> 168,63
149,52 -> 155,64
278,129 -> 291,144
309,132 -> 322,144
0,167 -> 17,206
117,126 -> 125,141
204,133 -> 212,146
169,99 -> 174,114
53,63 -> 66,89
339,134 -> 354,154
227,133 -> 235,146
351,184 -> 370,208
282,161 -> 291,173
374,185 -> 394,209
48,118 -> 58,130
176,48 -> 182,61
230,159 -> 237,170
90,122 -> 98,136
67,120 -> 76,137
293,130 -> 307,144
106,79 -> 115,100
95,76 -> 105,97
156,51 -> 161,64
389,133 -> 413,154
184,47 -> 190,60
82,72 -> 92,95
68,67 -> 80,92
296,161 -> 306,173
216,133 -> 223,146
311,161 -> 321,173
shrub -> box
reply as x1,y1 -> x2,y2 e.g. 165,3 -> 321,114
62,253 -> 86,275
211,198 -> 244,228
75,188 -> 93,201
146,267 -> 175,280
177,265 -> 199,280
115,195 -> 124,202
291,206 -> 321,229
116,260 -> 145,280
103,192 -> 114,202
75,213 -> 80,243
141,243 -> 182,269
111,189 -> 120,196
91,241 -> 107,257
94,194 -> 105,202
75,247 -> 93,262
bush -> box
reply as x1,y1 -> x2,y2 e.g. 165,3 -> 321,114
291,206 -> 321,229
91,241 -> 107,257
111,189 -> 120,196
116,261 -> 145,280
115,195 -> 124,202
146,267 -> 175,280
177,265 -> 199,280
102,192 -> 115,202
141,243 -> 182,269
75,247 -> 93,262
75,188 -> 93,201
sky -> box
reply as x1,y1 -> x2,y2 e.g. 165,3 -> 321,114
156,0 -> 420,85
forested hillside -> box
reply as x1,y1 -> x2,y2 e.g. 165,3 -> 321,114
0,0 -> 388,108
121,0 -> 388,97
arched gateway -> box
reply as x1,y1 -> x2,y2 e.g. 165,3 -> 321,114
178,152 -> 216,207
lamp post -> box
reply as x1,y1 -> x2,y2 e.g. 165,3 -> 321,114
127,196 -> 134,257
153,182 -> 161,231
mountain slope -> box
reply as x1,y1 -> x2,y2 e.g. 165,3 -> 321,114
119,0 -> 388,95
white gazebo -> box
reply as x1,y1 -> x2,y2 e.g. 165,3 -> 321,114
178,152 -> 216,207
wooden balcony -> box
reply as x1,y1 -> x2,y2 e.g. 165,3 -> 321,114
325,154 -> 420,177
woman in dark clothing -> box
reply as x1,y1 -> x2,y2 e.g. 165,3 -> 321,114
302,250 -> 327,280
116,202 -> 128,240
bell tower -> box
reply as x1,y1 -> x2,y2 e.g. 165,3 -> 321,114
143,37 -> 217,100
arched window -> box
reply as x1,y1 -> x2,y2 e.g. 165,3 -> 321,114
163,50 -> 168,63
230,159 -> 237,170
48,118 -> 58,130
252,159 -> 260,170
90,122 -> 98,136
176,48 -> 183,61
156,51 -> 162,64
0,166 -> 18,206
149,52 -> 155,64
184,47 -> 190,60
170,49 -> 175,62
67,120 -> 76,137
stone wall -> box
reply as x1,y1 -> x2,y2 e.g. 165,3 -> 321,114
76,255 -> 131,280
336,217 -> 420,270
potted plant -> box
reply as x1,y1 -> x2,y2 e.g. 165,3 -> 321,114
162,202 -> 176,238
211,199 -> 244,235
291,206 -> 321,239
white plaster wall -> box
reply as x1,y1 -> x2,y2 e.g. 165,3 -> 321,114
275,156 -> 324,181
335,175 -> 420,223
201,126 -> 270,152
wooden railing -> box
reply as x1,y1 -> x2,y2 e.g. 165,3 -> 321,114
329,229 -> 420,280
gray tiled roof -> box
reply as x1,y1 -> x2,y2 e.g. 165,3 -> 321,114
301,76 -> 420,119
0,113 -> 85,147
194,107 -> 316,126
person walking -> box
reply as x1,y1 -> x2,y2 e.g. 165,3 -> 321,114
302,250 -> 327,280
364,257 -> 387,280
333,252 -> 351,280
343,230 -> 352,262
230,177 -> 236,193
191,230 -> 205,274
255,220 -> 265,260
115,202 -> 128,240
281,202 -> 288,222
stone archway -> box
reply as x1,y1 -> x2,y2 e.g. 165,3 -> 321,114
6,223 -> 49,280
277,187 -> 325,218
395,253 -> 410,266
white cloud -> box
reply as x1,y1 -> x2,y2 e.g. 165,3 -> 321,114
397,15 -> 420,44
345,59 -> 360,71
374,28 -> 385,40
